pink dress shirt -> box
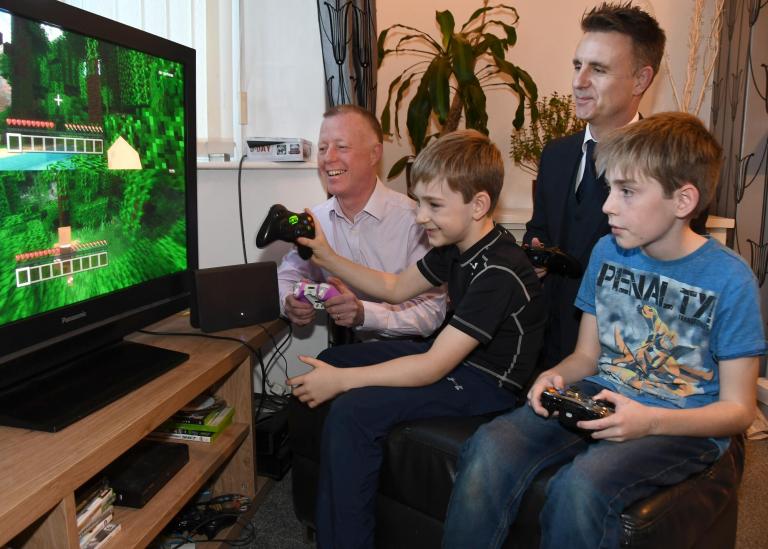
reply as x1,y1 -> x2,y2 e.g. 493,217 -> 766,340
277,180 -> 447,338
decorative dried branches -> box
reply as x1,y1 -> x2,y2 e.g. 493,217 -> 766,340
643,0 -> 726,115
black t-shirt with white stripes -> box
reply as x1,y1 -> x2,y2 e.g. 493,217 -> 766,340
417,225 -> 546,392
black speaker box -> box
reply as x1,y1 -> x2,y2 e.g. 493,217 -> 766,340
190,262 -> 280,333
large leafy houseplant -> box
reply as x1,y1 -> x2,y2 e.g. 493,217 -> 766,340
509,92 -> 585,176
378,3 -> 539,178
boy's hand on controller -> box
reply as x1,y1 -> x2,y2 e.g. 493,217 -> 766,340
297,210 -> 334,268
324,277 -> 364,328
577,390 -> 655,442
528,372 -> 565,417
284,292 -> 316,326
288,355 -> 347,407
529,238 -> 548,279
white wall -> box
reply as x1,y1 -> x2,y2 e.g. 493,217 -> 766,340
214,0 -> 722,254
197,163 -> 330,393
198,0 -> 724,390
199,1 -> 330,392
196,0 -> 328,269
239,0 -> 326,153
375,0 -> 721,210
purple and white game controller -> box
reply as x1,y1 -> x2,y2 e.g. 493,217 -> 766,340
293,281 -> 341,310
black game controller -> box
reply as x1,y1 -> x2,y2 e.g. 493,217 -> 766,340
256,204 -> 315,259
525,246 -> 582,278
540,386 -> 614,428
171,507 -> 236,540
199,513 -> 237,540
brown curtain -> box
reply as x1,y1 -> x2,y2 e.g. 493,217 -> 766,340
710,0 -> 768,284
316,0 -> 377,112
710,0 -> 767,369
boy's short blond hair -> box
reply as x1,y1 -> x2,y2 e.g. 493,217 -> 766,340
595,112 -> 722,218
410,129 -> 503,212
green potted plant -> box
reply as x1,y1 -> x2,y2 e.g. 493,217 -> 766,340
378,2 -> 539,178
509,91 -> 585,177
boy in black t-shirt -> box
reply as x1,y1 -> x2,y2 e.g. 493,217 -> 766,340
288,129 -> 546,549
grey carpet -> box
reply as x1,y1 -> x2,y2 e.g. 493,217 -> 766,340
248,439 -> 768,548
249,474 -> 308,548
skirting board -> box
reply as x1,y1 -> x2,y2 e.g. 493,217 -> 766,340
758,377 -> 768,417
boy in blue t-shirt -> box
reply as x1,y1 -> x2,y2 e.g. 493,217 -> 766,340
443,112 -> 767,549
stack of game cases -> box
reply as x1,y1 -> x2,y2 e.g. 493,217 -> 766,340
76,478 -> 122,548
150,395 -> 235,443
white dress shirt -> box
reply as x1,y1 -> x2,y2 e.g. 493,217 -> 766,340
574,113 -> 640,193
276,180 -> 447,338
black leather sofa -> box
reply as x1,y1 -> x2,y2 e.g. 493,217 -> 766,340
289,398 -> 745,548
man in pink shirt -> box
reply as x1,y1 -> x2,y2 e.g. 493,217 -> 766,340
277,104 -> 446,340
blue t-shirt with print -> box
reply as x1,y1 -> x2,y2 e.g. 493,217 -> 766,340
576,235 -> 765,412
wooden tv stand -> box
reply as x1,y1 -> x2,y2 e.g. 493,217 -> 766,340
0,312 -> 285,547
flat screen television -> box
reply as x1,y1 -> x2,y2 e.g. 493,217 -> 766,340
0,0 -> 198,431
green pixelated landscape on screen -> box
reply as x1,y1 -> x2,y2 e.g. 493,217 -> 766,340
0,10 -> 188,326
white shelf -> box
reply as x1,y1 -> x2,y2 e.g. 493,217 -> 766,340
198,160 -> 317,170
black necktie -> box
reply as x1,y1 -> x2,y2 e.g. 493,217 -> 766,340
576,139 -> 596,203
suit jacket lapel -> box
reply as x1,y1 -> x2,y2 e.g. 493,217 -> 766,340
572,173 -> 611,263
574,116 -> 640,258
553,132 -> 586,245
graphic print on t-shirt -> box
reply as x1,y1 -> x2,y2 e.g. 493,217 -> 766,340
594,260 -> 718,405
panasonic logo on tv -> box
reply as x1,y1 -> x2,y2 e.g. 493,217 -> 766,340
62,312 -> 87,324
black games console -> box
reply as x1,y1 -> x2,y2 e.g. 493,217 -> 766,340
540,386 -> 614,428
256,204 -> 315,259
104,439 -> 190,508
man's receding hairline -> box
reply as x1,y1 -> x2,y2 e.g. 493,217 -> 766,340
579,30 -> 647,69
324,109 -> 382,144
320,111 -> 380,147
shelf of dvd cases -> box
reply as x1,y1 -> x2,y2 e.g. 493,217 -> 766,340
1,312 -> 285,548
114,422 -> 267,548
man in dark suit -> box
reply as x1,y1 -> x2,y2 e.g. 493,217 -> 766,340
524,3 -> 666,369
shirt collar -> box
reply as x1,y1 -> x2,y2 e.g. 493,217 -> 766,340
459,224 -> 504,262
330,178 -> 386,222
583,124 -> 597,150
583,112 -> 640,151
362,179 -> 387,220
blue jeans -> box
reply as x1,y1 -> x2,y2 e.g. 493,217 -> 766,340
312,340 -> 520,549
442,387 -> 721,549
